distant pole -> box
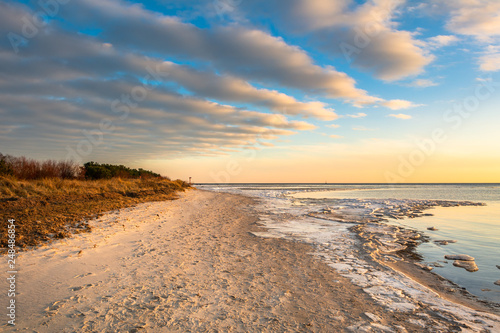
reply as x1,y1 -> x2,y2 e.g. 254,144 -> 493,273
189,177 -> 192,184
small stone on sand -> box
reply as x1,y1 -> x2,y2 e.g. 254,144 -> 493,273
427,226 -> 438,231
453,260 -> 478,272
494,280 -> 500,286
444,254 -> 475,261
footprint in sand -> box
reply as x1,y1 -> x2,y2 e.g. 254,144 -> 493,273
45,300 -> 66,316
73,272 -> 95,279
70,283 -> 94,291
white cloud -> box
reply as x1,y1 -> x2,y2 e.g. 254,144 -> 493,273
476,76 -> 493,82
427,35 -> 459,48
445,0 -> 500,39
388,113 -> 412,119
380,99 -> 421,110
407,79 -> 438,87
329,134 -> 343,139
439,1 -> 500,73
479,46 -> 500,71
327,124 -> 341,128
344,112 -> 367,118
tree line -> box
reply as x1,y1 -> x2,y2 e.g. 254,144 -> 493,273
0,153 -> 165,180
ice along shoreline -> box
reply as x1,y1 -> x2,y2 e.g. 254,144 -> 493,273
200,184 -> 500,331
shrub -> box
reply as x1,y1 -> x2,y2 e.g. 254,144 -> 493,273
83,161 -> 163,180
0,153 -> 83,180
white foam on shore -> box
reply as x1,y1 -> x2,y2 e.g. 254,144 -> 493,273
200,185 -> 500,332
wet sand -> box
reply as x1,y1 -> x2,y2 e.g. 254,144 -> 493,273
1,190 -> 499,332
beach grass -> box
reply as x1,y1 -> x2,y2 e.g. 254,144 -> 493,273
0,176 -> 191,250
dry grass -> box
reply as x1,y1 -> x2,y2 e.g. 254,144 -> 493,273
0,176 -> 191,250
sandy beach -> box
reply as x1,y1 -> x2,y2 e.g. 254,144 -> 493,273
2,189 -> 500,332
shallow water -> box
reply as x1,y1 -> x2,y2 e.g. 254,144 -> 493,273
199,184 -> 500,303
384,203 -> 500,302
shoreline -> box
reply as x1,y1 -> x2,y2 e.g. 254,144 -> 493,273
208,186 -> 500,312
218,188 -> 500,330
352,223 -> 500,313
1,190 -> 499,331
287,189 -> 500,307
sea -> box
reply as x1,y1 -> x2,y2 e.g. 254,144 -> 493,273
198,183 -> 500,304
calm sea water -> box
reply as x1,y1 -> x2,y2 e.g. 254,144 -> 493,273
199,183 -> 500,303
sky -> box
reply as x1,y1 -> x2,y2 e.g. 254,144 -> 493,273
1,0 -> 499,183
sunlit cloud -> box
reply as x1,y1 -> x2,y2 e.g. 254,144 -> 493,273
381,99 -> 421,110
343,112 -> 367,119
441,1 -> 500,71
41,0 -> 392,108
445,0 -> 500,40
479,46 -> 500,71
407,79 -> 439,88
262,0 -> 434,81
387,113 -> 412,119
427,35 -> 459,48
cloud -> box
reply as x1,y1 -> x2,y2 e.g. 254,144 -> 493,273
407,79 -> 438,87
139,60 -> 338,120
40,0 -> 393,108
240,0 -> 434,81
444,0 -> 500,40
437,1 -> 500,73
329,134 -> 343,139
380,99 -> 421,110
476,76 -> 493,82
344,112 -> 367,119
479,46 -> 500,71
341,28 -> 433,81
9,0 -> 415,113
327,124 -> 341,128
46,0 -> 423,108
0,44 -> 318,163
0,1 -> 340,161
387,113 -> 412,119
427,35 -> 459,48
0,0 -> 424,162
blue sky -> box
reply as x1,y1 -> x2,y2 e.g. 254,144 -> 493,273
1,0 -> 499,182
